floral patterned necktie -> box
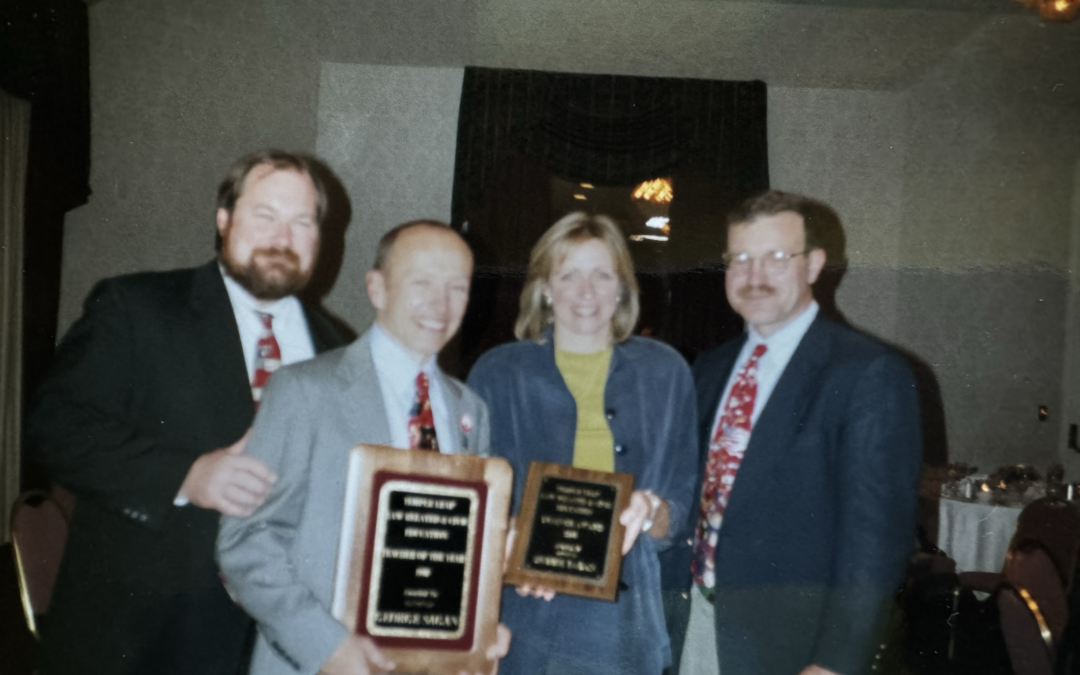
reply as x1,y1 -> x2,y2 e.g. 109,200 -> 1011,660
691,343 -> 767,591
251,312 -> 281,410
408,372 -> 439,452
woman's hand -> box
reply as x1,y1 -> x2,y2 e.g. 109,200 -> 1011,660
619,490 -> 669,554
514,582 -> 556,601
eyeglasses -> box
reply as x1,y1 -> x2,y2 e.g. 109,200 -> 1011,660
721,250 -> 809,274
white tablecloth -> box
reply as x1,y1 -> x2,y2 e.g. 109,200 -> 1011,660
936,498 -> 1022,573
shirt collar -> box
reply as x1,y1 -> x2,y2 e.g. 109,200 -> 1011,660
747,300 -> 819,354
369,323 -> 437,395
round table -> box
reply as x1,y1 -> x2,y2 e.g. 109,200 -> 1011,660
935,498 -> 1022,573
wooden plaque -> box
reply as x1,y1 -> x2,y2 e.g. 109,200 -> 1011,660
331,445 -> 512,675
504,461 -> 634,601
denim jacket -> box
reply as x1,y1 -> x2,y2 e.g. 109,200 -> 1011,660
468,333 -> 698,674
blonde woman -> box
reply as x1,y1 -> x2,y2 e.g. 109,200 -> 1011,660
467,213 -> 698,675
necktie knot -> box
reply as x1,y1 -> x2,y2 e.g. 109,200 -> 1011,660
415,372 -> 430,400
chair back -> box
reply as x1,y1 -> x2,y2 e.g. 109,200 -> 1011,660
1006,545 -> 1068,643
1010,497 -> 1080,588
999,584 -> 1056,675
9,488 -> 74,636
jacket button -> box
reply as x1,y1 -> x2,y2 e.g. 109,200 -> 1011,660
686,538 -> 693,546
614,444 -> 625,454
605,409 -> 616,420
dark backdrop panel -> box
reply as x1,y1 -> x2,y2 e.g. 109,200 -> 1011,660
448,67 -> 768,376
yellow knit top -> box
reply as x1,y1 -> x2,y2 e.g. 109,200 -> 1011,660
555,347 -> 615,472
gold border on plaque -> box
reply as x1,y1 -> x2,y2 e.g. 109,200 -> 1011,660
504,461 -> 634,601
365,480 -> 479,641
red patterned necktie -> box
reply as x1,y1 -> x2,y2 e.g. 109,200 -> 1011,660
408,372 -> 439,451
251,312 -> 281,410
691,343 -> 767,591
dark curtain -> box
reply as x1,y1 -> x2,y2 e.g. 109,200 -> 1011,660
0,0 -> 91,487
449,67 -> 768,374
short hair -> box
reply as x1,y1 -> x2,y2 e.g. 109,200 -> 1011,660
725,190 -> 828,252
371,219 -> 462,271
216,149 -> 328,226
515,212 -> 640,344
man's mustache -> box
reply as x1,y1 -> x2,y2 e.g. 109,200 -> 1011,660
252,247 -> 300,266
737,284 -> 777,299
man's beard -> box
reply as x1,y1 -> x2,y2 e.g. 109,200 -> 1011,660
220,244 -> 313,301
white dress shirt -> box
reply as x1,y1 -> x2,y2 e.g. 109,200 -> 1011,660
368,323 -> 456,453
709,301 -> 820,437
221,266 -> 315,379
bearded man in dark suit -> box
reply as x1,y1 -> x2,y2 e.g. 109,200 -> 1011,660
672,190 -> 921,675
28,149 -> 350,675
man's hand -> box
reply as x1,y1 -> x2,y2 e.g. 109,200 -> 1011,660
177,430 -> 277,517
619,490 -> 668,554
457,623 -> 512,675
319,635 -> 396,675
799,666 -> 842,675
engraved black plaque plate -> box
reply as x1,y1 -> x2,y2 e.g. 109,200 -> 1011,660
522,477 -> 617,580
357,473 -> 487,649
367,482 -> 478,639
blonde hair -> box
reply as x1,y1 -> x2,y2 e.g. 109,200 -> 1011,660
514,212 -> 640,343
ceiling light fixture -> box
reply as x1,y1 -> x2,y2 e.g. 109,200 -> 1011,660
631,178 -> 673,204
1015,0 -> 1079,21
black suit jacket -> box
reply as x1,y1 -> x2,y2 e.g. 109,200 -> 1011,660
28,261 -> 347,675
684,314 -> 921,675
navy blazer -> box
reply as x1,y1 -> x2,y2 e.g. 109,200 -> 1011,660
690,315 -> 921,675
467,334 -> 698,675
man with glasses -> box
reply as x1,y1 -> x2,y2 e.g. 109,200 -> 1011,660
673,191 -> 921,675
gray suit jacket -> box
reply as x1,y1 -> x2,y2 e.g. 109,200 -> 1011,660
216,330 -> 492,675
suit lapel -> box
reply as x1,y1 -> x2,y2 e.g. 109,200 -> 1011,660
726,316 -> 833,512
188,261 -> 254,431
334,331 -> 395,447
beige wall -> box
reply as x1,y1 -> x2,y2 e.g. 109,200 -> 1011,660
315,64 -> 464,334
60,0 -> 1080,473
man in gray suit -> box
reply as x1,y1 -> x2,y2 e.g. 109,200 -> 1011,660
217,221 -> 507,675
